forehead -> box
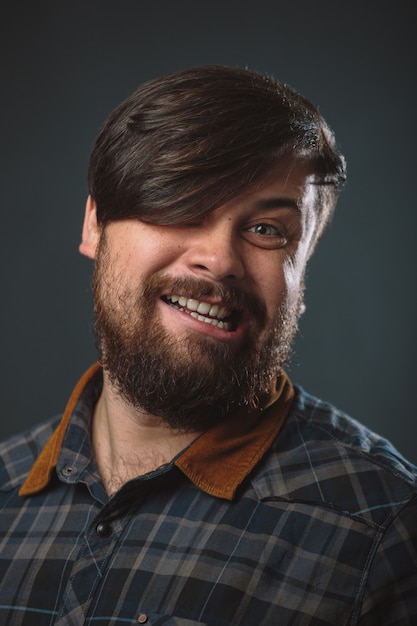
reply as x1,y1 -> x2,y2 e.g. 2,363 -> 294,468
222,160 -> 319,214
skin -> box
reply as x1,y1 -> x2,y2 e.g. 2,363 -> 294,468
79,161 -> 320,493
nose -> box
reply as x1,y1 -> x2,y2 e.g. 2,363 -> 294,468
184,224 -> 245,282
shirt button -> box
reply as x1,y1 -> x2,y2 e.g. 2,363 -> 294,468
96,522 -> 112,538
62,466 -> 78,477
137,614 -> 148,623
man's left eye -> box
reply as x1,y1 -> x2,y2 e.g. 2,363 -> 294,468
248,224 -> 279,236
244,222 -> 288,249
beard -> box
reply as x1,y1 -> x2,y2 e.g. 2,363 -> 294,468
93,234 -> 303,432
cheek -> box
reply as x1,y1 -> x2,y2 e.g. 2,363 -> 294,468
120,240 -> 181,280
251,257 -> 289,315
105,221 -> 184,275
284,259 -> 301,291
283,254 -> 306,309
250,252 -> 305,321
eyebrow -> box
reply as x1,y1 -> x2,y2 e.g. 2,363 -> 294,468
252,197 -> 301,213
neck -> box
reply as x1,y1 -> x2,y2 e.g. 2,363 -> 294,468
92,376 -> 202,495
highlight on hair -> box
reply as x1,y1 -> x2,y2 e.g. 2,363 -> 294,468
88,65 -> 346,242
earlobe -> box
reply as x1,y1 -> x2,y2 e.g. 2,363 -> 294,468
79,196 -> 101,259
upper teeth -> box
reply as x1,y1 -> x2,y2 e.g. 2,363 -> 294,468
166,295 -> 231,330
168,295 -> 227,319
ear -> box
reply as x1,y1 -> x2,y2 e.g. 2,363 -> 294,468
79,195 -> 101,259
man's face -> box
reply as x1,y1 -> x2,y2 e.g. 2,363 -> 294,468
89,162 -> 319,431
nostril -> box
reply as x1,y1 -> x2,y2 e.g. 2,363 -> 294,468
187,243 -> 244,281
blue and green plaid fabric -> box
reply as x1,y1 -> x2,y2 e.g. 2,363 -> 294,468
1,372 -> 416,625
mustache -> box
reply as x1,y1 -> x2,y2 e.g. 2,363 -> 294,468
142,274 -> 268,324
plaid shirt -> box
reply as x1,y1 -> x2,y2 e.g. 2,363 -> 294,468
1,364 -> 416,625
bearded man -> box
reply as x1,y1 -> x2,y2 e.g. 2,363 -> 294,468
1,66 -> 416,625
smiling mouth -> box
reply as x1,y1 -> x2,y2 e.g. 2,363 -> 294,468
161,294 -> 238,331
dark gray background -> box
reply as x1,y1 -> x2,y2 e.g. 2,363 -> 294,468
1,1 -> 416,463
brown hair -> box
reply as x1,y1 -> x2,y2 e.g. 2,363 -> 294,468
88,65 -> 346,242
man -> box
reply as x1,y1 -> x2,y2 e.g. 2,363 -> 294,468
1,66 -> 416,625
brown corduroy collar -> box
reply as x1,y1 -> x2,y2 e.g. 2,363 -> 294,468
19,363 -> 294,500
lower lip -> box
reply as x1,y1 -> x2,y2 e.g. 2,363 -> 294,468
160,300 -> 246,342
